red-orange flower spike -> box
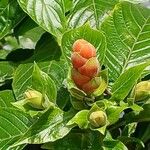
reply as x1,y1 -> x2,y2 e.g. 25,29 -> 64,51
71,39 -> 101,94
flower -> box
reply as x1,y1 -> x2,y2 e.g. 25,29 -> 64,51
71,39 -> 101,94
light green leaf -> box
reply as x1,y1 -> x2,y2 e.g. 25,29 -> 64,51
12,60 -> 67,100
93,69 -> 108,97
101,2 -> 150,80
121,0 -> 149,4
62,24 -> 106,65
0,108 -> 33,150
0,0 -> 25,39
106,103 -> 128,124
32,63 -> 57,103
67,110 -> 89,129
0,90 -> 16,108
0,50 -> 9,60
11,107 -> 74,146
17,0 -> 67,40
111,62 -> 150,102
68,0 -> 119,28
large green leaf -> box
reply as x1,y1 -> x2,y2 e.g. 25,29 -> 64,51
32,63 -> 57,103
67,110 -> 89,129
12,107 -> 74,146
0,0 -> 25,39
0,90 -> 15,107
0,108 -> 33,150
13,59 -> 67,100
101,2 -> 150,80
17,0 -> 67,40
68,0 -> 119,28
111,62 -> 150,102
61,24 -> 106,65
12,62 -> 58,101
41,130 -> 102,150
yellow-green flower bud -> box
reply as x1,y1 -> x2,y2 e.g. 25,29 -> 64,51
89,111 -> 107,127
25,90 -> 44,109
135,81 -> 150,101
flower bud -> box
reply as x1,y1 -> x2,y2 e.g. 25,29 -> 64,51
25,90 -> 44,109
135,81 -> 150,101
71,39 -> 101,94
89,111 -> 107,127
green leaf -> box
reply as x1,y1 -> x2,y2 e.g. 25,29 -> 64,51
26,32 -> 62,62
0,108 -> 33,150
124,103 -> 150,124
32,63 -> 57,103
101,2 -> 150,80
38,59 -> 68,89
11,107 -> 74,146
0,0 -> 25,39
13,60 -> 67,100
0,90 -> 16,108
14,17 -> 45,44
121,0 -> 149,4
17,0 -> 67,40
118,136 -> 144,148
68,0 -> 119,28
111,62 -> 150,102
103,139 -> 128,150
67,110 -> 89,129
93,69 -> 108,97
106,103 -> 128,124
0,50 -> 9,60
134,103 -> 150,122
122,123 -> 137,137
6,48 -> 34,62
61,24 -> 106,65
42,130 -> 102,150
0,62 -> 14,86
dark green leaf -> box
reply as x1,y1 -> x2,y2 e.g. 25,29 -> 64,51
103,139 -> 128,150
26,32 -> 62,62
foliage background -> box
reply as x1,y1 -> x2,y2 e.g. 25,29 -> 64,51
0,0 -> 150,150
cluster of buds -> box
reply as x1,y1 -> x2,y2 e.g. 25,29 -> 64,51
71,39 -> 101,94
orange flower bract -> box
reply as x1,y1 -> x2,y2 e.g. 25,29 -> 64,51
71,39 -> 101,94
